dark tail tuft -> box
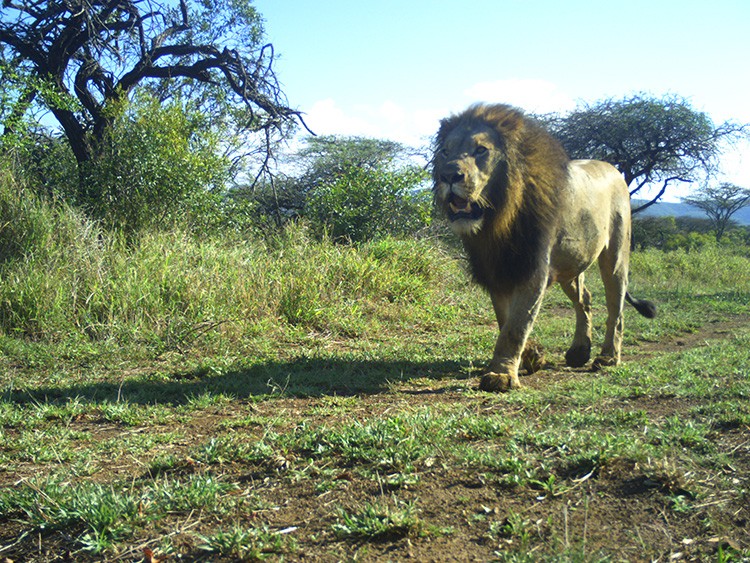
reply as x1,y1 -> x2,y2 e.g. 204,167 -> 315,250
625,292 -> 657,318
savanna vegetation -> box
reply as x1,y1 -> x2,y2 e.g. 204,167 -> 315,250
2,146 -> 750,560
632,215 -> 750,251
1,1 -> 749,560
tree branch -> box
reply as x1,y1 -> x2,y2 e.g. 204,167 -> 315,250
630,176 -> 688,214
0,0 -> 305,171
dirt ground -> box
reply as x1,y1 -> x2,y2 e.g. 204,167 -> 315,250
1,318 -> 749,562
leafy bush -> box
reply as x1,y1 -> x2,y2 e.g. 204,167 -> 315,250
633,215 -> 749,252
1,132 -> 79,202
632,216 -> 679,250
306,164 -> 431,242
78,94 -> 231,238
663,231 -> 715,252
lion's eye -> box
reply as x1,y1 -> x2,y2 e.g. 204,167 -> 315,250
474,145 -> 488,156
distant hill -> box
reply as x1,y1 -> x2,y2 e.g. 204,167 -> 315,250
632,199 -> 750,226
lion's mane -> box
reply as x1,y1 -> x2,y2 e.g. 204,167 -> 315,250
434,104 -> 569,292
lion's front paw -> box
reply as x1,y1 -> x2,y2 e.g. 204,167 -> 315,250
479,372 -> 521,392
591,355 -> 619,371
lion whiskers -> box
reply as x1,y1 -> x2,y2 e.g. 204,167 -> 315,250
474,193 -> 494,210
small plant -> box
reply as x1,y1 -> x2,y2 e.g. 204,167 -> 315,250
198,525 -> 296,559
184,391 -> 235,410
1,479 -> 140,553
382,472 -> 420,491
488,509 -> 532,547
333,499 -> 422,539
148,453 -> 186,475
667,493 -> 693,514
150,474 -> 235,512
642,458 -> 697,499
529,474 -> 570,498
716,543 -> 750,563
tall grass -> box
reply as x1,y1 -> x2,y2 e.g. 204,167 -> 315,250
1,171 -> 470,356
631,247 -> 750,294
3,164 -> 749,364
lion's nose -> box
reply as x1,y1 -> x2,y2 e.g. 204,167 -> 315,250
440,165 -> 464,185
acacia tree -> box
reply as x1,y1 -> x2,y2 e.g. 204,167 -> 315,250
247,136 -> 431,237
545,94 -> 747,212
0,0 -> 304,186
682,183 -> 750,242
295,136 -> 416,188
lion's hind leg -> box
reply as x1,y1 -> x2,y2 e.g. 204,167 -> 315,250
559,275 -> 592,368
593,247 -> 628,370
521,339 -> 545,373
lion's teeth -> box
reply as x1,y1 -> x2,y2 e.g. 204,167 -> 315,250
450,201 -> 471,213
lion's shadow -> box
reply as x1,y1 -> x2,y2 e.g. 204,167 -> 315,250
7,357 -> 477,407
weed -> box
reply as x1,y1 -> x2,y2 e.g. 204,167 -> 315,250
1,478 -> 140,553
488,509 -> 535,557
197,525 -> 297,559
381,472 -> 420,491
333,498 -> 422,539
668,494 -> 694,513
287,411 -> 450,472
530,474 -> 570,498
184,390 -> 235,410
149,474 -> 236,512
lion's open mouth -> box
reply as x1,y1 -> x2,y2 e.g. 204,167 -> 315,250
447,194 -> 483,221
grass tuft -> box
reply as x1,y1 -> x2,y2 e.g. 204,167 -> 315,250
333,498 -> 422,539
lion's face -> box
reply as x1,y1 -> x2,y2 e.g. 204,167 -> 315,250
433,122 -> 506,237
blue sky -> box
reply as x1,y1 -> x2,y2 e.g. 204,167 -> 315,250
254,0 -> 750,192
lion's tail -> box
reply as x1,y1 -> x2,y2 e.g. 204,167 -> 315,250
625,292 -> 657,319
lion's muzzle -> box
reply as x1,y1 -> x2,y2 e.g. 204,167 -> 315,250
439,162 -> 483,221
439,163 -> 464,187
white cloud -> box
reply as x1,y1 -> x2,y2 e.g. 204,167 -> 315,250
304,98 -> 375,138
303,98 -> 443,147
463,78 -> 576,114
299,86 -> 750,194
719,140 -> 750,188
299,79 -> 577,149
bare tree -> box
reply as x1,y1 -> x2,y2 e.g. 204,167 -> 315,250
543,94 -> 747,213
682,183 -> 750,242
0,0 -> 306,177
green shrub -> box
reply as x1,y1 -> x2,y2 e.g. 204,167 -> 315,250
632,216 -> 678,250
664,231 -> 715,252
306,164 -> 431,242
631,246 -> 750,293
0,166 -> 53,266
78,94 -> 230,238
633,215 -> 749,252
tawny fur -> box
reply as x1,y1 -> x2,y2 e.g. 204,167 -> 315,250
433,103 -> 655,392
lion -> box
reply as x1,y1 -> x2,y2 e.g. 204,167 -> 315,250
432,103 -> 656,392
